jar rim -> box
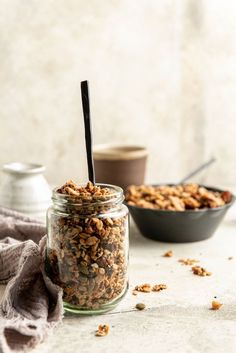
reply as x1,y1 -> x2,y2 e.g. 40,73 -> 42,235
52,183 -> 124,206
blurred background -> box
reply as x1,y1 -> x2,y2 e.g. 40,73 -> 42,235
0,0 -> 235,186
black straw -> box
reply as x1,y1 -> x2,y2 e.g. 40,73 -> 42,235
81,80 -> 95,184
180,157 -> 216,184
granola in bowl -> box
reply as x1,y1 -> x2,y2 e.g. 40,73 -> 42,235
125,183 -> 234,242
125,183 -> 233,211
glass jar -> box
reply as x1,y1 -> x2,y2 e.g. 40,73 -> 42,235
45,183 -> 129,314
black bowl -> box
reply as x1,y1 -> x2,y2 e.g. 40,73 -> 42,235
126,185 -> 235,243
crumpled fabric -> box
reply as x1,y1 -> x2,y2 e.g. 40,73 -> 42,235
0,207 -> 63,353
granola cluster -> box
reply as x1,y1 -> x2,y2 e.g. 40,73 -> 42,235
152,284 -> 167,292
58,180 -> 112,201
211,300 -> 223,310
178,258 -> 199,266
46,180 -> 128,310
133,283 -> 167,294
191,266 -> 212,277
95,324 -> 110,336
134,283 -> 152,293
125,184 -> 232,211
163,250 -> 173,257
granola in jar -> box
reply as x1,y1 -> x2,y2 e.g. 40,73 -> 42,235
45,180 -> 129,314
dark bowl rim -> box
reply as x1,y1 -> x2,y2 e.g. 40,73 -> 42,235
125,184 -> 235,214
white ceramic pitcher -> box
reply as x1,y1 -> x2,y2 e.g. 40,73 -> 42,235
0,162 -> 51,222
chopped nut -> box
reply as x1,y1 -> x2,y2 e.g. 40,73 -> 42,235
163,250 -> 173,257
134,284 -> 152,293
178,258 -> 199,266
211,301 -> 223,310
95,324 -> 110,336
192,266 -> 212,277
136,303 -> 146,310
152,284 -> 167,291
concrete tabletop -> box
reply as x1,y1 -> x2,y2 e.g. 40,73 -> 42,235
1,205 -> 236,353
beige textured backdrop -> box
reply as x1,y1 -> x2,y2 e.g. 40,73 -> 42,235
0,0 -> 235,186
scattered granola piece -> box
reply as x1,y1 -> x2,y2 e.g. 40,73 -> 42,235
95,324 -> 110,337
211,301 -> 223,310
136,303 -> 146,310
228,256 -> 234,260
192,266 -> 212,277
152,284 -> 167,292
178,258 -> 199,266
132,290 -> 138,296
134,283 -> 152,293
163,250 -> 173,257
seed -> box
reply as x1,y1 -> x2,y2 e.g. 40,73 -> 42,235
78,264 -> 89,275
106,218 -> 113,226
96,220 -> 103,230
136,303 -> 146,310
80,238 -> 87,245
98,267 -> 105,275
86,236 -> 98,246
80,232 -> 90,239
